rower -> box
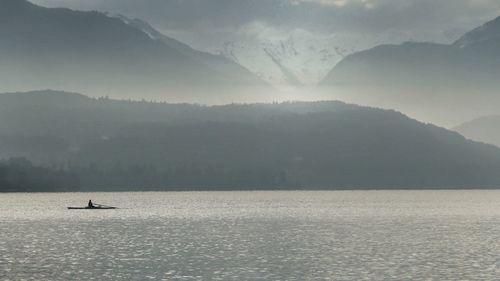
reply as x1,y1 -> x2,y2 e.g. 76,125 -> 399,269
88,200 -> 94,208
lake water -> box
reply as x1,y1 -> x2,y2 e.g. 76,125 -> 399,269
1,191 -> 500,280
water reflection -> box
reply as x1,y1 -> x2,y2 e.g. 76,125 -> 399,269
1,191 -> 500,280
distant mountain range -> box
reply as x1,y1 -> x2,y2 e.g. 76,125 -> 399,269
454,116 -> 500,148
217,31 -> 363,89
2,90 -> 500,191
322,16 -> 500,88
320,16 -> 500,126
216,31 -> 403,90
0,0 -> 270,102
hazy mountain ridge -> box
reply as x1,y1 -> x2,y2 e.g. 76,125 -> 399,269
454,115 -> 500,148
322,16 -> 500,87
454,16 -> 500,49
2,90 -> 500,190
0,0 -> 270,102
319,16 -> 500,126
114,15 -> 265,87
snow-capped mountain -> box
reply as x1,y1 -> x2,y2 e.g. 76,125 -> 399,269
217,30 -> 373,89
116,16 -> 406,91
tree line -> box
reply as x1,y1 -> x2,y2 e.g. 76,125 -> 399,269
0,158 -> 292,192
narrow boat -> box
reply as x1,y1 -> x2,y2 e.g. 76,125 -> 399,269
68,200 -> 117,210
67,206 -> 117,210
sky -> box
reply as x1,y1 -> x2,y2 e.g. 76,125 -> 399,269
31,0 -> 500,51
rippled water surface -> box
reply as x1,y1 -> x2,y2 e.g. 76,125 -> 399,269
1,191 -> 500,280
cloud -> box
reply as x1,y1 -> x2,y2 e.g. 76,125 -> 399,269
291,0 -> 376,9
31,0 -> 500,42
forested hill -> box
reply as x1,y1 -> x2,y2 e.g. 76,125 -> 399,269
2,90 -> 500,191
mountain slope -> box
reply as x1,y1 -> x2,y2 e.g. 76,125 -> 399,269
320,16 -> 500,126
322,16 -> 500,87
454,16 -> 500,50
2,90 -> 500,190
116,15 -> 266,88
454,116 -> 500,147
218,31 -> 361,89
0,0 -> 270,102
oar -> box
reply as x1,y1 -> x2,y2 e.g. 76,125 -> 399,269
94,203 -> 117,208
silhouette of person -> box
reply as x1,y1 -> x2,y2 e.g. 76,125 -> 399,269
88,200 -> 94,208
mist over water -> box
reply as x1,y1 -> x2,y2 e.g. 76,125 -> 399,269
2,191 -> 500,280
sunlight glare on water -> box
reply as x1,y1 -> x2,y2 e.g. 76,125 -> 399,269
1,191 -> 500,280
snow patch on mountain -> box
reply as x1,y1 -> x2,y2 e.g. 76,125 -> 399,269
217,30 -> 375,89
113,15 -> 399,90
